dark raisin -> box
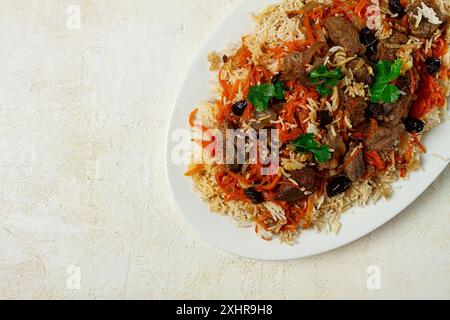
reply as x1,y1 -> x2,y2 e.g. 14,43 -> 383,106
366,43 -> 378,60
405,117 -> 425,133
227,163 -> 242,174
271,73 -> 282,84
316,110 -> 333,128
245,188 -> 264,204
232,100 -> 248,116
389,0 -> 405,18
327,176 -> 352,197
360,27 -> 377,47
365,103 -> 384,118
424,57 -> 441,75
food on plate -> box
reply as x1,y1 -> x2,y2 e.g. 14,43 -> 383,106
185,0 -> 450,243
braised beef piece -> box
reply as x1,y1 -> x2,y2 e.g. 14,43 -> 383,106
383,93 -> 413,125
324,16 -> 366,56
318,132 -> 347,171
251,108 -> 278,130
347,58 -> 373,84
365,124 -> 405,151
275,184 -> 305,202
281,41 -> 328,82
290,168 -> 317,192
343,97 -> 368,127
275,168 -> 317,202
407,0 -> 445,38
220,127 -> 243,173
344,144 -> 366,182
375,32 -> 408,61
396,71 -> 419,94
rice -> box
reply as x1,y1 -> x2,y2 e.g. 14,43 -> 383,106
187,0 -> 450,244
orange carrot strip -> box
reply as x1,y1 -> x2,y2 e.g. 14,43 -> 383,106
405,144 -> 415,164
184,164 -> 204,176
355,0 -> 367,17
412,133 -> 427,153
260,174 -> 281,191
189,108 -> 198,127
409,68 -> 416,95
304,14 -> 315,44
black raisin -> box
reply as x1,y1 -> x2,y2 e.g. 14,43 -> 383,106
389,0 -> 405,18
327,176 -> 352,197
245,188 -> 264,204
424,57 -> 441,75
360,27 -> 377,47
405,117 -> 425,133
232,100 -> 248,116
271,73 -> 282,84
316,110 -> 333,128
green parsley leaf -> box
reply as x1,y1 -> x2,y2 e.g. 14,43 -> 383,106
308,65 -> 344,97
292,133 -> 331,163
369,59 -> 403,103
247,82 -> 285,112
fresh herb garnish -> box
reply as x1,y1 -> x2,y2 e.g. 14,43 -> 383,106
247,81 -> 285,112
292,133 -> 331,163
369,59 -> 403,103
308,65 -> 344,97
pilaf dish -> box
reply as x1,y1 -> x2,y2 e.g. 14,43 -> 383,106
185,0 -> 450,243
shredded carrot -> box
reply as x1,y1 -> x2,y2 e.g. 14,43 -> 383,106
405,143 -> 415,164
195,124 -> 209,132
192,139 -> 213,149
355,0 -> 367,18
410,73 -> 446,119
284,40 -> 310,52
412,132 -> 427,153
302,196 -> 314,229
189,108 -> 198,127
260,174 -> 281,191
409,68 -> 415,95
184,164 -> 204,176
400,169 -> 407,178
224,168 -> 251,185
242,101 -> 255,122
433,37 -> 448,57
303,14 -> 315,44
342,146 -> 363,170
365,150 -> 385,170
229,79 -> 242,102
401,14 -> 408,29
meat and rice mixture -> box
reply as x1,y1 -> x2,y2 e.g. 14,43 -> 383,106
185,0 -> 450,243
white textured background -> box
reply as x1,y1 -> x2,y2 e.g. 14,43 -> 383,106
0,0 -> 448,300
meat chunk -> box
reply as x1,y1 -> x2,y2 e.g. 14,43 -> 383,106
219,128 -> 242,173
343,97 -> 368,127
347,58 -> 373,84
365,124 -> 405,151
275,168 -> 317,202
290,167 -> 317,192
324,16 -> 365,56
275,184 -> 306,202
251,108 -> 278,130
407,0 -> 445,38
318,132 -> 347,171
344,144 -> 366,182
281,41 -> 328,83
396,71 -> 419,94
375,32 -> 408,61
383,94 -> 413,125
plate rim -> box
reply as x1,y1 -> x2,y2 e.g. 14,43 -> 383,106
165,0 -> 449,261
